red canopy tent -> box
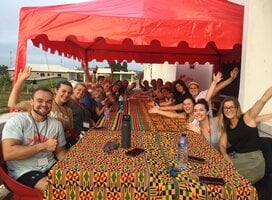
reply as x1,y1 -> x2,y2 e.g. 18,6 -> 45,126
14,0 -> 244,82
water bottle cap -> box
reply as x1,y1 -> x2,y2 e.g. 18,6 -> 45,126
123,114 -> 131,121
181,133 -> 187,137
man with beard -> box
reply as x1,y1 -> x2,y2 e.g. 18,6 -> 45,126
2,87 -> 67,192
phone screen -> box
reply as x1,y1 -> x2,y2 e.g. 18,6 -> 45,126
126,148 -> 145,157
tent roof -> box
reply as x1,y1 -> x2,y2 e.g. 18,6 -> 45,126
15,0 -> 244,81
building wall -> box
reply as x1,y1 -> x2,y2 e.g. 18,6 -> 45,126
143,62 -> 176,83
175,62 -> 213,91
8,70 -> 77,81
143,62 -> 213,90
239,0 -> 272,113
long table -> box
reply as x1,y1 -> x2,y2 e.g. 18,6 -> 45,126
96,99 -> 152,131
44,98 -> 258,199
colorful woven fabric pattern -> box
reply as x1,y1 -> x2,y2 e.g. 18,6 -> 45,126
45,130 -> 149,200
44,98 -> 258,200
45,130 -> 258,200
97,99 -> 152,131
157,131 -> 258,200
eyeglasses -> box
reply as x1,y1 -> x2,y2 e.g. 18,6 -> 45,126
223,106 -> 237,111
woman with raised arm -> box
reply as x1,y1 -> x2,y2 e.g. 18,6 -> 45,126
188,67 -> 239,102
153,68 -> 239,113
218,86 -> 272,184
151,71 -> 221,119
187,72 -> 223,150
149,96 -> 198,125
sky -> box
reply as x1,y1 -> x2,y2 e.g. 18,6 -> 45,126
0,0 -> 143,70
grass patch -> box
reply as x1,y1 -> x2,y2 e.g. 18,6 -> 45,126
0,92 -> 31,114
0,78 -> 66,114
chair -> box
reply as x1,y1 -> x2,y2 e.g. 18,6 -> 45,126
0,142 -> 43,200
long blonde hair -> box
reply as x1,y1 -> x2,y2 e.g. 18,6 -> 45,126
218,96 -> 242,136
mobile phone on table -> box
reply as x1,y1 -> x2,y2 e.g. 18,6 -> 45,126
126,148 -> 145,157
199,176 -> 225,185
188,155 -> 205,163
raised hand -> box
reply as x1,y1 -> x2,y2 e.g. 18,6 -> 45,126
213,72 -> 223,84
18,66 -> 31,81
230,67 -> 239,80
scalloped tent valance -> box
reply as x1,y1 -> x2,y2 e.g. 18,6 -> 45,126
14,0 -> 244,81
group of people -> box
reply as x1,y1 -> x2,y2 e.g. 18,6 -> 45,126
145,68 -> 272,193
1,66 -> 136,192
1,66 -> 272,198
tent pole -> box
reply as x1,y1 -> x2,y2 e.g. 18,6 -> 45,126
81,55 -> 90,83
82,62 -> 90,83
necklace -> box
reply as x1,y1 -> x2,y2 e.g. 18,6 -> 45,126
29,112 -> 48,143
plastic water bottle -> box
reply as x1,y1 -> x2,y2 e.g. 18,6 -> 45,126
118,95 -> 124,111
177,133 -> 188,170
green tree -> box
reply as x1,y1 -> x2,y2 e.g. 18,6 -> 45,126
107,61 -> 130,82
108,60 -> 129,72
0,65 -> 11,92
121,61 -> 128,72
77,73 -> 84,81
108,60 -> 121,72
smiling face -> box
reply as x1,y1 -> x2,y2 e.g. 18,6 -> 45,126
189,84 -> 200,98
193,101 -> 209,122
55,83 -> 73,105
112,84 -> 120,93
92,86 -> 104,99
73,84 -> 86,100
31,89 -> 53,117
222,100 -> 238,120
103,82 -> 111,92
175,83 -> 184,93
183,98 -> 194,114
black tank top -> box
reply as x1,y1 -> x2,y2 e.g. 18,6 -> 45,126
226,115 -> 261,153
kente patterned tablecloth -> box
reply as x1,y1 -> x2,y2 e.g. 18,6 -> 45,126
97,99 -> 152,131
142,98 -> 258,199
45,130 -> 149,200
44,129 -> 258,200
157,131 -> 258,200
